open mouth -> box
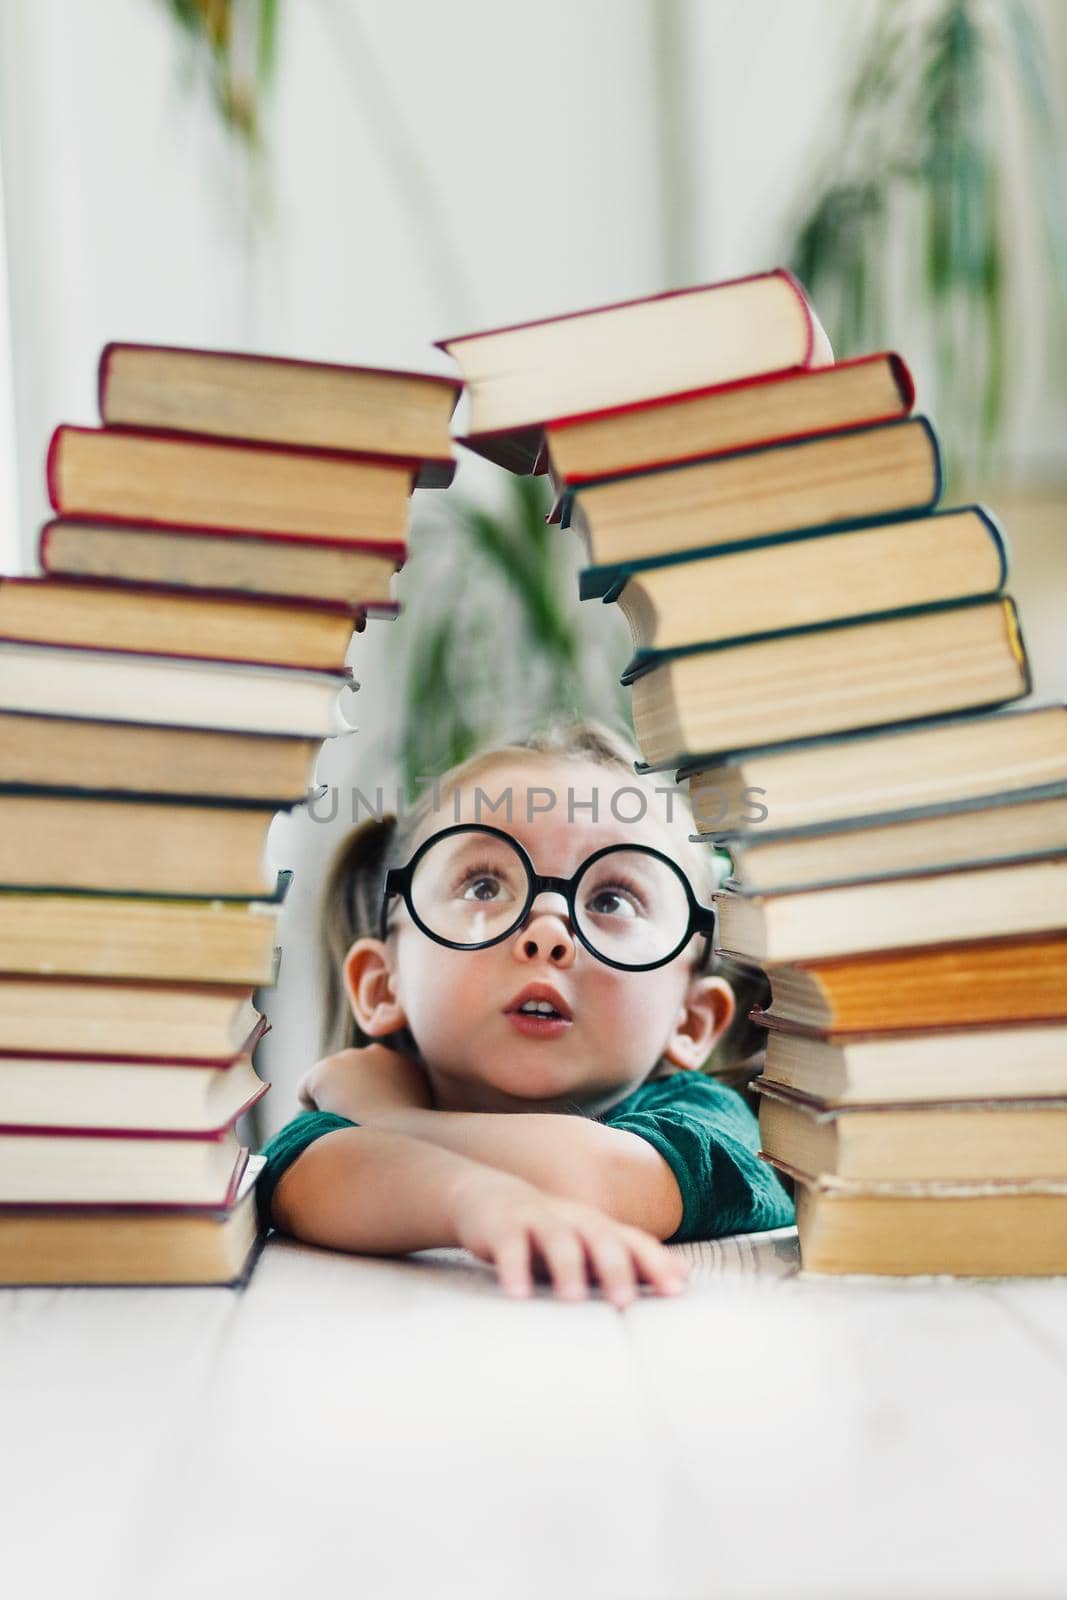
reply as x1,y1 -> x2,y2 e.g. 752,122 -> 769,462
504,987 -> 574,1036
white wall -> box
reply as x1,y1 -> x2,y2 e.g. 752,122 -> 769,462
1,0 -> 1064,1133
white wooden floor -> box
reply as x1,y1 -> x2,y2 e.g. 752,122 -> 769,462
3,1229 -> 1067,1600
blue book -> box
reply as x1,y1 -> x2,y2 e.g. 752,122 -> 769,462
570,415 -> 943,596
628,597 -> 1030,773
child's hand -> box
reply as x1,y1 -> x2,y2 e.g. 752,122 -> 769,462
297,1044 -> 434,1120
448,1167 -> 689,1306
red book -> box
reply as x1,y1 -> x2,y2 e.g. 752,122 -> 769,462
39,517 -> 405,612
439,268 -> 833,472
99,342 -> 461,488
47,425 -> 418,544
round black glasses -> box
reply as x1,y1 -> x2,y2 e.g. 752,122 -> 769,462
379,823 -> 717,972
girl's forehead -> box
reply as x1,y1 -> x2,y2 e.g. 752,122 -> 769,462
417,755 -> 681,868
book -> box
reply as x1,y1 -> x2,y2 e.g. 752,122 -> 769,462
718,788 -> 1067,893
98,344 -> 460,485
0,712 -> 323,805
758,1081 -> 1067,1182
0,1042 -> 268,1132
441,269 -> 832,461
0,791 -> 283,897
717,853 -> 1067,967
0,640 -> 359,737
757,934 -> 1067,1034
684,704 -> 1067,836
758,1020 -> 1067,1104
40,519 -> 404,609
0,890 -> 283,984
0,1152 -> 265,1286
0,1123 -> 253,1205
629,598 -> 1029,768
606,506 -> 1004,665
567,417 -> 942,586
0,977 -> 264,1060
48,426 -> 416,543
788,1173 -> 1067,1276
544,352 -> 913,486
0,576 -> 368,674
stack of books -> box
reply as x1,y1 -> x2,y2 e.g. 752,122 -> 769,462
0,344 -> 459,1284
442,270 -> 1067,1277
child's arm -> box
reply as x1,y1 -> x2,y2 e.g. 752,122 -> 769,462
269,1123 -> 688,1304
296,1045 -> 686,1240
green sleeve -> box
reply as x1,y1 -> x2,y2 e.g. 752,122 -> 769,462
256,1109 -> 358,1233
600,1073 -> 795,1244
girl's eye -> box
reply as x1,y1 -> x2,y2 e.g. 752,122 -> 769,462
453,861 -> 513,903
464,875 -> 503,903
585,880 -> 644,919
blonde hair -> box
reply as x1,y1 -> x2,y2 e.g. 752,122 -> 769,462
318,714 -> 765,1068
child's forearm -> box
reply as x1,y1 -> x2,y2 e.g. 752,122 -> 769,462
270,1123 -> 486,1255
370,1108 -> 684,1238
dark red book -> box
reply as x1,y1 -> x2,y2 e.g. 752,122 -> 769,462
39,517 -> 405,612
47,425 -> 418,544
99,342 -> 461,488
542,352 -> 914,509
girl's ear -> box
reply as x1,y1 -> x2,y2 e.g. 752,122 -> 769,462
342,938 -> 409,1039
662,976 -> 735,1071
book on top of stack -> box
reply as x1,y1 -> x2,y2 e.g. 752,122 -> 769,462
1,344 -> 459,1286
440,270 -> 1067,1279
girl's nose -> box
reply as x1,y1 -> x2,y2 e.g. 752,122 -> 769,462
513,892 -> 577,968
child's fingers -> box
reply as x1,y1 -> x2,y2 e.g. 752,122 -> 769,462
581,1229 -> 640,1307
532,1226 -> 590,1300
493,1229 -> 534,1299
620,1227 -> 689,1297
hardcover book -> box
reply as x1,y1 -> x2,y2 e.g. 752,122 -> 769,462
442,268 -> 832,461
628,598 -> 1029,769
99,344 -> 460,485
40,518 -> 405,609
543,351 -> 913,487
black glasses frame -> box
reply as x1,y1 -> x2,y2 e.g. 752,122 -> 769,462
379,822 -> 717,972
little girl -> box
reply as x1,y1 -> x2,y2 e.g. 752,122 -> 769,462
259,718 -> 793,1305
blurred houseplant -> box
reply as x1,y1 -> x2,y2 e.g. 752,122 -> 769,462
388,474 -> 631,800
786,0 -> 1067,482
161,0 -> 278,151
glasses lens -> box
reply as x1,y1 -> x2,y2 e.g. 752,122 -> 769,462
574,848 -> 692,967
409,829 -> 529,946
